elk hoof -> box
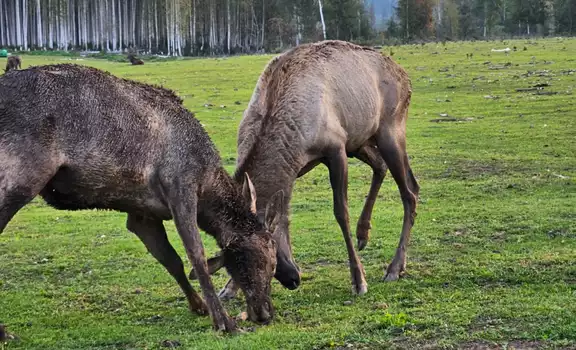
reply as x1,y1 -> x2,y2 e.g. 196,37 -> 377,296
218,286 -> 238,301
213,316 -> 237,334
352,265 -> 368,295
383,271 -> 400,282
188,268 -> 198,280
352,283 -> 368,296
189,298 -> 209,316
357,238 -> 368,251
384,260 -> 406,282
383,266 -> 405,282
192,305 -> 209,316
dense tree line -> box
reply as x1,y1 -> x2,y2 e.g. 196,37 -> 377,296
388,0 -> 576,41
0,0 -> 376,55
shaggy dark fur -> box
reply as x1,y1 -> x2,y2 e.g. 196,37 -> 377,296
4,56 -> 21,72
127,54 -> 144,65
0,64 -> 282,332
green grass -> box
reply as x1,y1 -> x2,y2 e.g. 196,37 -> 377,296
1,38 -> 575,349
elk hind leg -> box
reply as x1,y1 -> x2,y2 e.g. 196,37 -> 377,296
374,124 -> 419,282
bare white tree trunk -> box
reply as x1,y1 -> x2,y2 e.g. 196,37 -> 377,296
174,0 -> 181,56
7,1 -> 14,47
123,0 -> 128,49
248,5 -> 257,46
71,0 -> 76,47
209,1 -> 215,54
79,0 -> 83,49
295,4 -> 301,46
188,0 -> 196,53
64,0 -> 69,50
227,0 -> 231,53
83,0 -> 88,49
154,0 -> 158,52
132,0 -> 136,47
236,0 -> 240,49
48,0 -> 54,48
99,0 -> 104,50
118,0 -> 123,49
15,0 -> 22,48
166,0 -> 171,55
55,0 -> 60,49
546,0 -> 555,35
23,0 -> 28,50
147,0 -> 152,52
105,0 -> 110,51
261,0 -> 265,48
0,2 -> 4,47
483,1 -> 488,37
111,0 -> 116,50
318,0 -> 326,40
193,0 -> 197,51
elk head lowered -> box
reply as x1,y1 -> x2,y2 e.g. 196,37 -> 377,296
190,174 -> 292,307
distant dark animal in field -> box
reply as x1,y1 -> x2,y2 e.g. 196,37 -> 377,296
127,54 -> 144,65
191,40 -> 420,298
0,64 -> 282,333
4,56 -> 21,72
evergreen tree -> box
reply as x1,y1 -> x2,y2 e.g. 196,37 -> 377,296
396,0 -> 434,40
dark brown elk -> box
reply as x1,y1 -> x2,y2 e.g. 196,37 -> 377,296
192,40 -> 419,298
4,56 -> 21,72
0,64 -> 284,333
128,54 -> 144,65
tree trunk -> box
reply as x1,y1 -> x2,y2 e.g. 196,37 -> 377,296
166,0 -> 171,55
546,0 -> 555,36
23,0 -> 28,50
0,1 -> 4,47
209,0 -> 214,54
261,0 -> 265,48
154,0 -> 158,52
84,0 -> 88,49
132,0 -> 136,47
227,0 -> 231,53
318,0 -> 327,40
100,0 -> 105,50
105,0 -> 110,51
123,0 -> 128,49
15,0 -> 22,48
193,0 -> 197,50
483,1 -> 487,37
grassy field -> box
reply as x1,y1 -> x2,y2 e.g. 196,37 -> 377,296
1,38 -> 575,350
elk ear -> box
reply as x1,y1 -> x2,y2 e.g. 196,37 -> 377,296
264,190 -> 284,233
188,252 -> 225,280
242,172 -> 257,214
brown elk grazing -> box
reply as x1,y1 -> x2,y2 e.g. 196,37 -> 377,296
4,56 -> 21,72
127,54 -> 144,65
191,40 -> 419,298
0,64 -> 283,333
